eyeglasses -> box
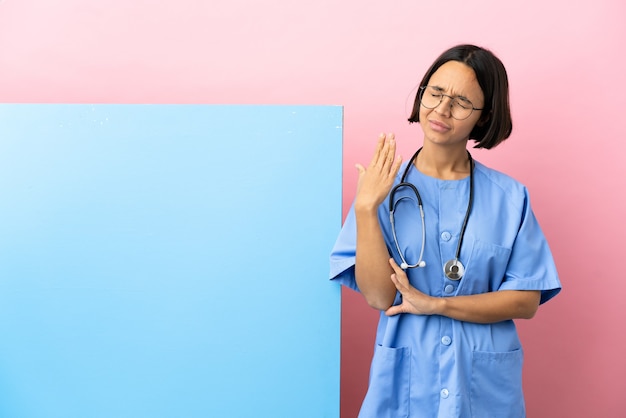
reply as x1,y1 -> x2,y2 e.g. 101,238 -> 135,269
418,86 -> 483,120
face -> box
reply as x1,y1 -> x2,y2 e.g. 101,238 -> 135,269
419,60 -> 485,148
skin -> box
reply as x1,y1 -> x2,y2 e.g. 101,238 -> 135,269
354,61 -> 540,322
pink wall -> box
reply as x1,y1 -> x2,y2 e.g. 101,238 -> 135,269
1,1 -> 624,416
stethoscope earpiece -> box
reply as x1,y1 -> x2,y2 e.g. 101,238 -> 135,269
400,260 -> 425,270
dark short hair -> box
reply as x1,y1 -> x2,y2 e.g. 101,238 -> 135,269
408,44 -> 512,149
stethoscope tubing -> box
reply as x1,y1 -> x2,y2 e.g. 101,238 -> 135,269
389,187 -> 426,269
388,148 -> 474,279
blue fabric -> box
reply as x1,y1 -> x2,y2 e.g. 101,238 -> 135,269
330,160 -> 561,418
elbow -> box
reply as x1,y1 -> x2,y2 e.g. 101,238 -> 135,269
362,293 -> 395,311
367,300 -> 392,312
517,291 -> 541,319
519,306 -> 538,320
355,274 -> 397,311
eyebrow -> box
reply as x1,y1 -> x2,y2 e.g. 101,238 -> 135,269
430,85 -> 472,102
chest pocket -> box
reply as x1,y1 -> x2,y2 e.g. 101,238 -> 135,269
455,238 -> 512,295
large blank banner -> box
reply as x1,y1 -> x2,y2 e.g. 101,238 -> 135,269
0,105 -> 342,418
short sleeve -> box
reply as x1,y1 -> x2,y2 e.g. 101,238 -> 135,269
329,204 -> 360,292
498,190 -> 562,304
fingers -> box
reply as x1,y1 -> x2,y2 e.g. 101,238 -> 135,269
389,273 -> 400,290
389,258 -> 409,280
355,163 -> 365,176
358,132 -> 402,182
372,133 -> 398,172
371,133 -> 386,166
389,259 -> 410,293
354,133 -> 402,208
384,133 -> 396,168
390,272 -> 408,294
385,305 -> 401,317
389,257 -> 401,272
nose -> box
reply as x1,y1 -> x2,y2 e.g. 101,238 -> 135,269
435,95 -> 453,117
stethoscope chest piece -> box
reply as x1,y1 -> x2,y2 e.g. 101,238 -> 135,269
443,259 -> 465,281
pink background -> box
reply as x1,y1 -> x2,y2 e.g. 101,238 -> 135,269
1,1 -> 624,417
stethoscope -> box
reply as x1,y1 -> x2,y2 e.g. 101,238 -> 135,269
389,148 -> 474,280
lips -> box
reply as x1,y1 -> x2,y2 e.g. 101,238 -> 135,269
428,119 -> 450,133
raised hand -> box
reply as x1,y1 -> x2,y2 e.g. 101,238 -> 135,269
354,133 -> 403,212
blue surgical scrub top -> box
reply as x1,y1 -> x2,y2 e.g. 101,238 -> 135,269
330,160 -> 561,418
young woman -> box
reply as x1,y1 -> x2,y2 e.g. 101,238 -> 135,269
330,44 -> 561,417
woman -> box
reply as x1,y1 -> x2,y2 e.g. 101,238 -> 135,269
329,44 -> 561,417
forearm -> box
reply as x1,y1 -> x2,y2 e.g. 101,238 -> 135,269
432,290 -> 541,324
355,208 -> 396,310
